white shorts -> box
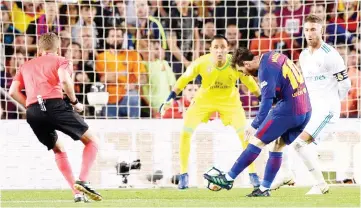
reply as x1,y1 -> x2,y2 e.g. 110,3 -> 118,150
304,111 -> 335,143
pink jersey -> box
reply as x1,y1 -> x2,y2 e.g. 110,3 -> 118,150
13,53 -> 72,107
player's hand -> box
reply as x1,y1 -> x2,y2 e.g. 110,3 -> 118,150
159,99 -> 173,117
245,126 -> 257,141
73,102 -> 84,113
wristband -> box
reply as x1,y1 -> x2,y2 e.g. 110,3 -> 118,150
70,98 -> 79,105
167,91 -> 177,101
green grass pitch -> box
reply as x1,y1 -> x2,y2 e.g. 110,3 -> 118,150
1,186 -> 360,207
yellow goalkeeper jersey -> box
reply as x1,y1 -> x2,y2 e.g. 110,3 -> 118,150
175,54 -> 260,104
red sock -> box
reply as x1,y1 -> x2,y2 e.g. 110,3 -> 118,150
55,152 -> 80,195
79,140 -> 98,181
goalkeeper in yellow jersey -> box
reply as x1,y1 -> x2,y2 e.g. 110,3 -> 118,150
160,35 -> 261,189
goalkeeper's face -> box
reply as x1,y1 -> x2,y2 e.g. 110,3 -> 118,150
210,39 -> 229,63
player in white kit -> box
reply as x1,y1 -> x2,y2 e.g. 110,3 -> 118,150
271,15 -> 351,194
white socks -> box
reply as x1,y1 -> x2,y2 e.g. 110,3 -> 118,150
279,147 -> 293,178
225,173 -> 234,181
292,138 -> 326,185
259,185 -> 268,192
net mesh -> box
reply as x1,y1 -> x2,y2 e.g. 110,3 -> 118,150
0,0 -> 360,120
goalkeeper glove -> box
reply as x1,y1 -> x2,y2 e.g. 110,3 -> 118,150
159,91 -> 177,116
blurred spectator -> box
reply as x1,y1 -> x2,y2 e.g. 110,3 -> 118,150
0,29 -> 4,71
338,45 -> 360,118
26,0 -> 62,55
211,0 -> 258,44
76,27 -> 97,57
72,1 -> 98,49
276,0 -> 310,47
198,20 -> 215,56
65,42 -> 98,117
201,20 -> 216,40
59,30 -> 72,56
250,13 -> 300,60
1,5 -> 20,51
142,40 -> 176,117
310,4 -> 357,45
134,0 -> 167,61
3,1 -> 43,33
239,84 -> 259,118
1,52 -> 25,89
162,83 -> 199,119
126,0 -> 137,25
113,0 -> 127,27
0,52 -> 25,119
226,24 -> 241,53
94,0 -> 114,39
257,0 -> 281,18
95,28 -> 147,118
166,0 -> 200,76
330,0 -> 360,33
26,1 -> 61,37
194,0 -> 216,30
59,3 -> 79,31
12,34 -> 32,56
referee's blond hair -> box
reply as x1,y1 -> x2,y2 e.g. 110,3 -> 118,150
38,32 -> 59,53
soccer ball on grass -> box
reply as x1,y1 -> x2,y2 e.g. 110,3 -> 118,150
204,167 -> 223,191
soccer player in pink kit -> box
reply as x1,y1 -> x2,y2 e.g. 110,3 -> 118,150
204,48 -> 312,197
9,33 -> 102,202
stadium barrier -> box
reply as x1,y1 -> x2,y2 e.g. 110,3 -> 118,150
1,119 -> 359,189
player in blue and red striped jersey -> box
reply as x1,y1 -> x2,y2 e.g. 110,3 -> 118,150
204,48 -> 312,197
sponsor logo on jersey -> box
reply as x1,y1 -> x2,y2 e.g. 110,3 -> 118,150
210,81 -> 231,89
292,87 -> 307,97
306,75 -> 326,82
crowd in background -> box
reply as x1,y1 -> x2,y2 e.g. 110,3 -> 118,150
0,0 -> 360,119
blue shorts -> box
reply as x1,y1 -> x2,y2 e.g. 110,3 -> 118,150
255,111 -> 312,145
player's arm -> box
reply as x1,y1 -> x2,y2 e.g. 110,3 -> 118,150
239,72 -> 261,98
331,53 -> 351,100
251,68 -> 278,129
9,68 -> 26,107
159,60 -> 200,115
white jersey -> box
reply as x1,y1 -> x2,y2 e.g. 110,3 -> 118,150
299,42 -> 346,119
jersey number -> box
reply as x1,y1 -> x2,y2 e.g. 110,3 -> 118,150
282,59 -> 304,89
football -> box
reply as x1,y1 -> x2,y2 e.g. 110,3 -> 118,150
204,167 -> 223,192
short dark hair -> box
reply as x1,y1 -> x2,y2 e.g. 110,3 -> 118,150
80,0 -> 96,10
231,47 -> 254,68
211,34 -> 229,45
304,14 -> 323,24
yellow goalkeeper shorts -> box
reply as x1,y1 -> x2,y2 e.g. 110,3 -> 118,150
183,100 -> 246,133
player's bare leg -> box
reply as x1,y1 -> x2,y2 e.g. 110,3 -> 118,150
292,131 -> 329,195
52,141 -> 89,202
73,129 -> 103,201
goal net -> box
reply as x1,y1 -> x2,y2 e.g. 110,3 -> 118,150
0,0 -> 360,189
